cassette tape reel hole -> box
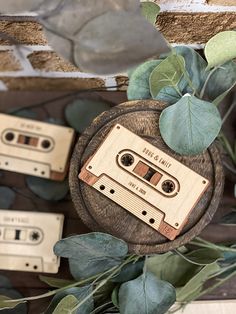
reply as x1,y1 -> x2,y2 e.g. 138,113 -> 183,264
5,132 -> 15,142
120,153 -> 134,167
162,180 -> 175,194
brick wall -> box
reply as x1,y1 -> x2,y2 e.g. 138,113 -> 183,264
0,0 -> 235,91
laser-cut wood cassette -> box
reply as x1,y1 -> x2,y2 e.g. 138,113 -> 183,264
0,113 -> 75,180
79,124 -> 210,240
0,210 -> 64,273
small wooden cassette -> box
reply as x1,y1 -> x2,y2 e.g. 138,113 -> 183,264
0,113 -> 75,180
79,124 -> 210,240
0,210 -> 64,273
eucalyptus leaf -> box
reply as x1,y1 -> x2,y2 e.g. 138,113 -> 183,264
205,31 -> 236,68
0,186 -> 16,209
26,176 -> 69,201
39,275 -> 75,288
45,286 -> 93,314
65,99 -> 111,133
141,2 -> 160,25
112,260 -> 144,283
0,0 -> 43,13
0,289 -> 27,313
127,60 -> 161,100
150,54 -> 185,98
204,61 -> 236,103
176,262 -> 221,302
54,233 -> 128,280
159,94 -> 222,155
219,209 -> 236,225
75,11 -> 169,74
174,46 -> 207,93
111,287 -> 119,308
119,272 -> 176,314
52,295 -> 78,314
146,252 -> 201,287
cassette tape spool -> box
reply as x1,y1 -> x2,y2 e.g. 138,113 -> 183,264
0,113 -> 75,180
0,210 -> 64,273
79,124 -> 210,240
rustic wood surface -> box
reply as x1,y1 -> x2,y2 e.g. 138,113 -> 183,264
70,100 -> 224,254
0,92 -> 235,314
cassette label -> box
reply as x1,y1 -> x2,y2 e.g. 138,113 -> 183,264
0,113 -> 75,180
0,210 -> 64,273
79,124 -> 210,240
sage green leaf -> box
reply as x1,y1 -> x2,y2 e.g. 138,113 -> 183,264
159,95 -> 222,155
119,272 -> 176,314
205,31 -> 236,68
54,233 -> 128,280
75,11 -> 169,74
111,286 -> 120,308
52,295 -> 78,314
156,78 -> 187,105
127,60 -> 161,100
43,0 -> 141,65
45,286 -> 93,314
0,186 -> 16,209
150,54 -> 185,98
219,209 -> 236,225
221,250 -> 236,266
39,275 -> 75,288
146,252 -> 201,287
183,248 -> 223,265
26,176 -> 69,201
141,2 -> 160,25
205,61 -> 236,103
0,290 -> 27,313
112,260 -> 144,283
176,262 -> 221,302
65,99 -> 111,133
174,46 -> 207,93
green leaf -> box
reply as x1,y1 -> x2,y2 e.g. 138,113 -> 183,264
174,46 -> 207,93
111,286 -> 119,308
0,290 -> 27,313
0,186 -> 16,209
146,252 -> 201,287
219,209 -> 236,225
65,99 -> 111,133
205,61 -> 236,103
183,248 -> 223,265
141,2 -> 160,25
45,286 -> 93,314
54,233 -> 128,280
52,295 -> 78,314
26,176 -> 69,201
119,272 -> 176,314
127,60 -> 161,100
205,31 -> 236,68
159,94 -> 222,155
150,54 -> 185,98
112,260 -> 144,283
39,275 -> 75,288
176,262 -> 221,302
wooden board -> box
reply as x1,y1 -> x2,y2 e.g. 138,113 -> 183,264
69,100 -> 224,254
174,300 -> 236,314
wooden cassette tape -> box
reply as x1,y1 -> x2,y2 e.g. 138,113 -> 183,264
0,113 -> 75,180
79,124 -> 210,240
0,210 -> 64,273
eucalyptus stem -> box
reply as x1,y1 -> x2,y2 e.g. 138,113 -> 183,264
199,67 -> 218,99
222,102 -> 236,125
71,255 -> 137,312
218,132 -> 236,165
190,238 -> 236,253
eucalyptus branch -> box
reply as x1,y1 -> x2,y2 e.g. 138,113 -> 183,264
190,237 -> 236,253
71,255 -> 137,312
218,132 -> 236,165
222,102 -> 236,125
173,249 -> 205,266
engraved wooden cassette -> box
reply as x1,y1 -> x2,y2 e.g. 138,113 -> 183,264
79,124 -> 210,240
0,210 -> 64,273
0,113 -> 75,180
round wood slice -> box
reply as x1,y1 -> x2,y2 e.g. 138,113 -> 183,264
69,100 -> 224,254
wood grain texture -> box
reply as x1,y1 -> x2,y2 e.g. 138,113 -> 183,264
69,100 -> 224,254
